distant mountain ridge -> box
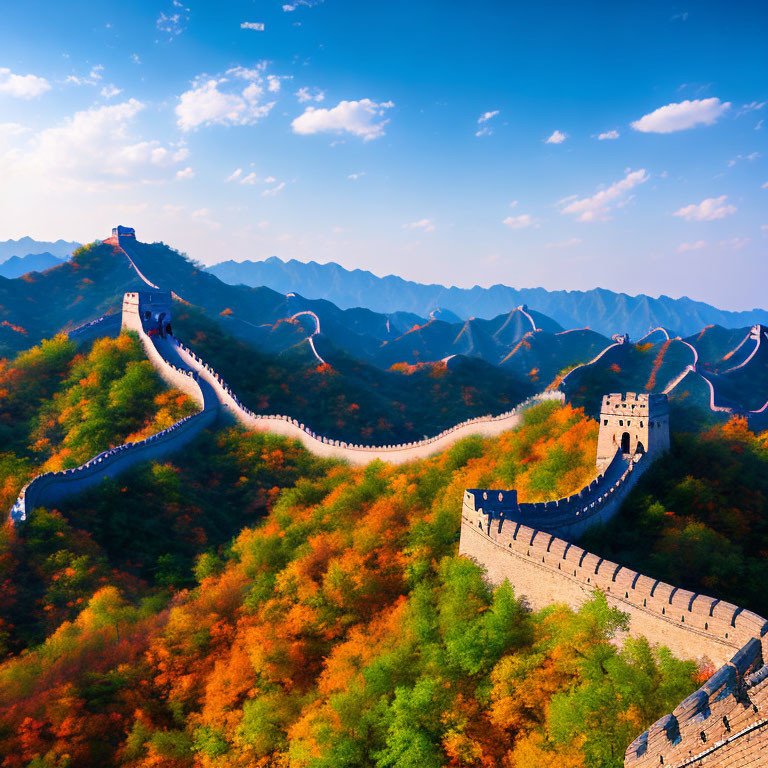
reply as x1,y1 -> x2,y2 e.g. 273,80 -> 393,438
0,252 -> 63,278
207,256 -> 768,339
0,237 -> 80,263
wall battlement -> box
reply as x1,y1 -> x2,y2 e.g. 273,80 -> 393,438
464,447 -> 645,537
458,509 -> 768,767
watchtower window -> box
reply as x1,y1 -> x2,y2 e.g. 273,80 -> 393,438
619,419 -> 624,426
603,419 -> 608,425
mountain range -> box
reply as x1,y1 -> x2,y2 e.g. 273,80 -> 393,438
0,236 -> 80,263
0,230 -> 766,431
207,256 -> 768,340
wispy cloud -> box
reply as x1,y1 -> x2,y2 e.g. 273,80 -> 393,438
631,97 -> 730,133
157,0 -> 190,40
737,101 -> 766,116
348,171 -> 365,180
296,86 -> 325,103
560,168 -> 649,222
503,213 -> 534,229
545,237 -> 582,248
241,21 -> 265,31
728,152 -> 761,167
673,195 -> 736,221
282,0 -> 324,11
719,237 -> 750,249
595,129 -> 620,140
476,109 -> 499,137
404,218 -> 435,232
677,240 -> 707,252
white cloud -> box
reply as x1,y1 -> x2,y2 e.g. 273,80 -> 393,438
296,86 -> 325,103
728,151 -> 761,167
262,181 -> 286,196
348,171 -> 365,180
545,238 -> 582,248
560,168 -> 649,222
101,84 -> 122,99
282,0 -> 323,10
404,218 -> 435,232
719,236 -> 750,249
596,129 -> 620,140
291,98 -> 394,141
545,129 -> 567,144
503,213 -> 534,229
226,168 -> 242,182
157,2 -> 189,39
190,207 -> 221,229
0,99 -> 188,191
476,110 -> 499,137
631,97 -> 730,133
0,122 -> 27,138
176,68 -> 279,130
131,53 -> 141,64
673,195 -> 737,222
762,181 -> 768,189
89,65 -> 104,81
0,67 -> 51,99
241,21 -> 265,31
176,166 -> 194,180
737,101 -> 766,116
267,75 -> 289,93
677,240 -> 707,252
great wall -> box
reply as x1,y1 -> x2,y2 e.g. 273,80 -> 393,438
7,227 -> 768,765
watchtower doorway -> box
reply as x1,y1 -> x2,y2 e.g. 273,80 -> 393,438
621,432 -> 631,454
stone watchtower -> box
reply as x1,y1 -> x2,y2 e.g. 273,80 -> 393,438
122,291 -> 173,337
596,392 -> 669,469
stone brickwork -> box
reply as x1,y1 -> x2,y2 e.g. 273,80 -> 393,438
457,510 -> 768,768
596,392 -> 670,468
457,391 -> 768,767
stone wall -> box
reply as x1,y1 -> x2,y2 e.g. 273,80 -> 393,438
167,337 -> 565,465
8,316 -> 218,525
464,447 -> 647,539
457,508 -> 768,768
67,314 -> 122,344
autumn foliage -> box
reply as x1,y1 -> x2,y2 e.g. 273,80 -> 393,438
0,402 -> 700,767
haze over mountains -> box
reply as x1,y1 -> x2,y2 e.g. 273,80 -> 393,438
208,257 -> 768,340
0,237 -> 80,263
0,231 -> 766,428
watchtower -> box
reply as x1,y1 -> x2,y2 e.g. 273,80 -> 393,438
596,392 -> 669,469
112,225 -> 136,238
122,291 -> 173,337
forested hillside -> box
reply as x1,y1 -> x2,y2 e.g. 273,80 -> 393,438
0,332 -> 198,650
0,402 -> 703,767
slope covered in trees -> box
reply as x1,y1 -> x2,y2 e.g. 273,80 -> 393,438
0,332 -> 198,650
581,417 -> 768,618
173,306 -> 535,445
0,402 -> 702,767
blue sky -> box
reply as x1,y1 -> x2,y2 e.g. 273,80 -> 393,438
0,0 -> 766,310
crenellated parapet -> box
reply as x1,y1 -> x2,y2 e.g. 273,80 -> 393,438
465,448 -> 646,538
